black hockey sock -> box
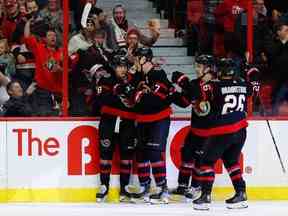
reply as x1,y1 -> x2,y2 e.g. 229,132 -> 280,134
197,165 -> 215,194
150,151 -> 167,187
191,163 -> 201,188
120,159 -> 133,189
226,163 -> 246,193
178,161 -> 194,187
137,151 -> 151,187
100,159 -> 112,187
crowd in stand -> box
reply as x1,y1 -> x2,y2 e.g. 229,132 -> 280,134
0,0 -> 287,116
159,0 -> 288,115
0,0 -> 162,117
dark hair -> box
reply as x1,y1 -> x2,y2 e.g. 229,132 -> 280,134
46,27 -> 57,35
6,80 -> 21,92
275,21 -> 288,32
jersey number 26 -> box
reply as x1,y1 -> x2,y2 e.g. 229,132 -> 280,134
222,94 -> 246,114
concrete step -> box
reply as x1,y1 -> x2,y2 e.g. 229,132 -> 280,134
133,19 -> 169,29
97,0 -> 153,9
152,47 -> 187,56
154,38 -> 183,46
102,8 -> 158,16
154,56 -> 193,65
127,14 -> 160,21
161,64 -> 195,75
141,28 -> 174,38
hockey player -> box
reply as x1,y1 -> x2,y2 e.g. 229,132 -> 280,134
170,55 -> 216,202
188,58 -> 256,210
95,55 -> 140,202
132,48 -> 175,204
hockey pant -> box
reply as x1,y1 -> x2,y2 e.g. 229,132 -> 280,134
136,118 -> 170,187
99,114 -> 136,189
195,128 -> 247,194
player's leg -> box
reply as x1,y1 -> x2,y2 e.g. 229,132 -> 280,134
118,119 -> 137,202
134,122 -> 152,202
222,128 -> 248,209
184,133 -> 206,201
96,114 -> 117,202
171,132 -> 194,196
193,136 -> 229,210
147,118 -> 170,204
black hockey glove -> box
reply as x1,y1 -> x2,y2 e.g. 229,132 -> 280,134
113,83 -> 135,98
172,71 -> 190,90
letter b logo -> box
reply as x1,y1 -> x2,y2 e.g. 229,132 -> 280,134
67,125 -> 99,175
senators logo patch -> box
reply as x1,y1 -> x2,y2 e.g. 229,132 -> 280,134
194,101 -> 211,116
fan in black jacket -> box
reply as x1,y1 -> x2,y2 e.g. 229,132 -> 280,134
3,80 -> 35,117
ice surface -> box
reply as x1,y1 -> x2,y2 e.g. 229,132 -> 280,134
0,202 -> 287,216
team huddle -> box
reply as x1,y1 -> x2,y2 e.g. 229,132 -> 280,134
92,47 -> 260,210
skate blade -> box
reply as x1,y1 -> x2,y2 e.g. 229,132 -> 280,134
119,196 -> 131,203
193,203 -> 210,211
130,197 -> 151,204
169,194 -> 185,202
96,197 -> 107,203
226,201 -> 248,209
185,192 -> 201,203
150,198 -> 169,205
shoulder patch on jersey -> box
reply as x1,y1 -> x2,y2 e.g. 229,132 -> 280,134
194,100 -> 211,117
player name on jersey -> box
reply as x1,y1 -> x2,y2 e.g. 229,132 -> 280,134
221,86 -> 247,95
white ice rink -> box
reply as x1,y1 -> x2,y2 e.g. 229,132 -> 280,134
0,202 -> 288,216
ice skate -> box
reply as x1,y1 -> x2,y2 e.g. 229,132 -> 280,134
226,191 -> 248,209
96,185 -> 108,203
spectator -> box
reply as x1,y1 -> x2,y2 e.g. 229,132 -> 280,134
0,38 -> 15,78
265,0 -> 288,18
18,0 -> 27,14
24,18 -> 63,116
186,0 -> 203,55
0,0 -> 5,31
11,41 -> 36,90
94,9 -> 118,50
199,0 -> 223,55
214,0 -> 247,56
40,0 -> 76,46
264,21 -> 288,115
75,0 -> 102,30
69,30 -> 113,116
3,80 -> 35,116
68,17 -> 95,56
1,0 -> 25,42
12,0 -> 49,42
235,0 -> 272,63
0,38 -> 15,104
26,0 -> 39,14
78,2 -> 118,50
126,28 -> 141,65
111,4 -> 160,49
37,0 -> 47,9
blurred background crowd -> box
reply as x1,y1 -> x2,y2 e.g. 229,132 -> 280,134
0,0 -> 287,117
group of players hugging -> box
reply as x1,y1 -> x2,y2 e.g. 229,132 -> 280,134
89,46 -> 260,210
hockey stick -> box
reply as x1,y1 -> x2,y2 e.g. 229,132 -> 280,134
255,91 -> 286,173
265,119 -> 286,173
